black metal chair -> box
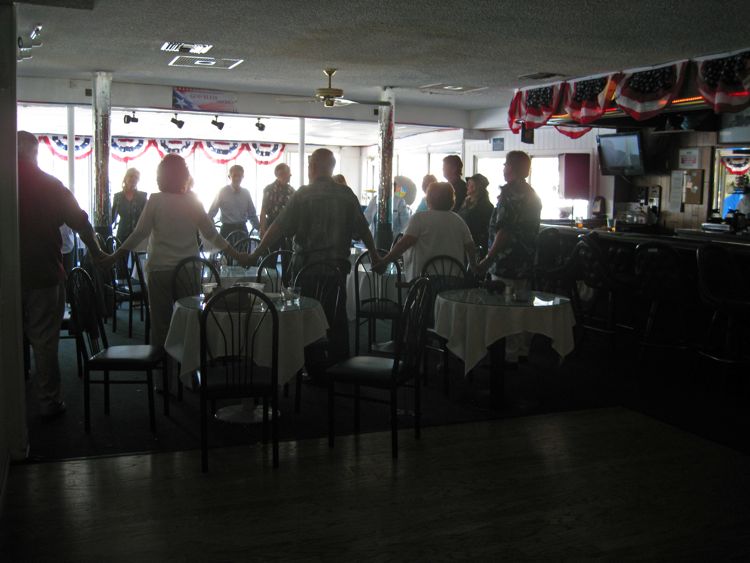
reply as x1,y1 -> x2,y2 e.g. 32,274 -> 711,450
327,277 -> 431,459
171,256 -> 221,302
533,227 -> 575,295
696,244 -> 750,366
293,260 -> 349,412
256,250 -> 294,292
233,235 -> 261,256
224,229 -> 248,248
105,236 -> 147,338
633,242 -> 692,360
353,249 -> 403,355
199,287 -> 279,472
67,268 -> 165,433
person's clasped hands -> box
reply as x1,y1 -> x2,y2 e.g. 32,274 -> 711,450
237,252 -> 255,268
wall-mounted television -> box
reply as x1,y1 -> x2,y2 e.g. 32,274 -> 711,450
596,132 -> 645,176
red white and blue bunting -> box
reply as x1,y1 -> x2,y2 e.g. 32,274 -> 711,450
553,125 -> 592,139
562,73 -> 621,124
614,60 -> 688,121
199,140 -> 247,163
507,83 -> 564,133
39,135 -> 93,160
154,138 -> 199,158
36,135 -> 285,166
694,49 -> 750,114
110,137 -> 155,162
721,156 -> 750,175
249,142 -> 285,165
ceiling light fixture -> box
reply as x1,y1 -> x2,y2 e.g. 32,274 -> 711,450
171,113 -> 184,129
123,111 -> 139,124
255,118 -> 265,132
211,115 -> 225,130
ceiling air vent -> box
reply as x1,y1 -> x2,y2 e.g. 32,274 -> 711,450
168,55 -> 243,70
518,71 -> 565,80
161,42 -> 213,55
419,83 -> 488,95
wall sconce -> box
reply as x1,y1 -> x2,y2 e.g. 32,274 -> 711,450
171,113 -> 184,129
211,115 -> 225,130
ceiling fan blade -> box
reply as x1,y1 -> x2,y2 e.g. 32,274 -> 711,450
275,95 -> 318,104
331,98 -> 359,107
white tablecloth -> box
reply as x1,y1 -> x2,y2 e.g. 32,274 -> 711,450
433,288 -> 576,375
165,295 -> 329,385
345,267 -> 403,320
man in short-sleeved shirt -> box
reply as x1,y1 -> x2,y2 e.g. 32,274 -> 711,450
252,149 -> 378,275
208,165 -> 260,237
18,130 -> 106,418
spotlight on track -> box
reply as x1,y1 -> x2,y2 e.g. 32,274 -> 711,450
123,111 -> 139,124
211,115 -> 225,130
255,118 -> 265,132
171,113 -> 184,129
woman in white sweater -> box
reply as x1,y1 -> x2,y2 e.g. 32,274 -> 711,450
104,154 -> 251,349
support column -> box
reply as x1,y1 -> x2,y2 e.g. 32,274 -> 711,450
67,105 -> 75,194
0,2 -> 29,461
375,88 -> 395,250
298,117 -> 306,183
92,71 -> 111,237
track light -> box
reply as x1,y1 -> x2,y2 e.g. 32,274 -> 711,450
255,118 -> 265,132
123,111 -> 139,124
171,113 -> 184,129
211,115 -> 225,130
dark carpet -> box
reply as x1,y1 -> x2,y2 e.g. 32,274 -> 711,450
23,307 -> 750,462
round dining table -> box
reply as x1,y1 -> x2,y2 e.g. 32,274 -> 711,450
164,294 -> 329,422
433,288 -> 576,408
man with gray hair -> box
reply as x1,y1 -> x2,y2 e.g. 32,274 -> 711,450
17,130 -> 106,418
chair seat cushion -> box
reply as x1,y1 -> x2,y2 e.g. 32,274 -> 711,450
358,300 -> 401,318
326,355 -> 400,387
89,345 -> 163,368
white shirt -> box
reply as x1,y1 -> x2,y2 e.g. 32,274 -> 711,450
402,210 -> 473,281
121,192 -> 228,273
738,195 -> 750,216
364,195 -> 411,236
208,185 -> 260,229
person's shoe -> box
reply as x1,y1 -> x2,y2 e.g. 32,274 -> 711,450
40,400 -> 66,419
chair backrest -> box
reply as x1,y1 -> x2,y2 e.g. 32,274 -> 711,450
171,256 -> 221,301
571,235 -> 612,290
634,242 -> 685,300
354,249 -> 403,308
256,250 -> 294,292
421,255 -> 471,326
200,287 -> 278,394
224,229 -> 247,248
393,277 -> 431,376
67,267 -> 109,360
391,232 -> 404,249
234,236 -> 261,255
294,260 -> 347,329
696,244 -> 749,312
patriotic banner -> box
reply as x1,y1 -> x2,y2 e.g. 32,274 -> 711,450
249,142 -> 285,165
507,83 -> 564,133
110,137 -> 154,162
154,138 -> 199,158
554,125 -> 593,139
200,140 -> 246,163
615,60 -> 688,121
172,87 -> 238,113
694,49 -> 750,114
562,73 -> 621,124
39,135 -> 93,160
721,156 -> 750,175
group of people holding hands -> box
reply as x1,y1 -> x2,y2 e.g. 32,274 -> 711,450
19,124 -> 540,418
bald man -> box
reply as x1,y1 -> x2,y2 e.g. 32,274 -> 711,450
17,130 -> 106,418
249,149 -> 379,363
249,148 -> 378,273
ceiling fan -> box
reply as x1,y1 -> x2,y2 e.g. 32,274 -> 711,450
277,68 -> 391,108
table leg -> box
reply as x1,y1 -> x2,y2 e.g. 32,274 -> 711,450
489,338 -> 506,409
215,399 -> 281,424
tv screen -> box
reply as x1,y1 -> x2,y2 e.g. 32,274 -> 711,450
596,132 -> 645,176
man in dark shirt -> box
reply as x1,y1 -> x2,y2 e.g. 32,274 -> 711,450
443,154 -> 467,211
249,148 -> 379,363
478,150 -> 542,362
250,148 -> 379,274
18,131 -> 106,418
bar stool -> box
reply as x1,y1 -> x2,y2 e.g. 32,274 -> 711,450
533,227 -> 575,295
633,242 -> 691,361
696,244 -> 750,366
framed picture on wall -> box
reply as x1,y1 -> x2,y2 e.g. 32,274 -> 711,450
682,169 -> 704,205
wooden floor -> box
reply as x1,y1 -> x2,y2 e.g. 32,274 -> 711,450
2,407 -> 749,562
